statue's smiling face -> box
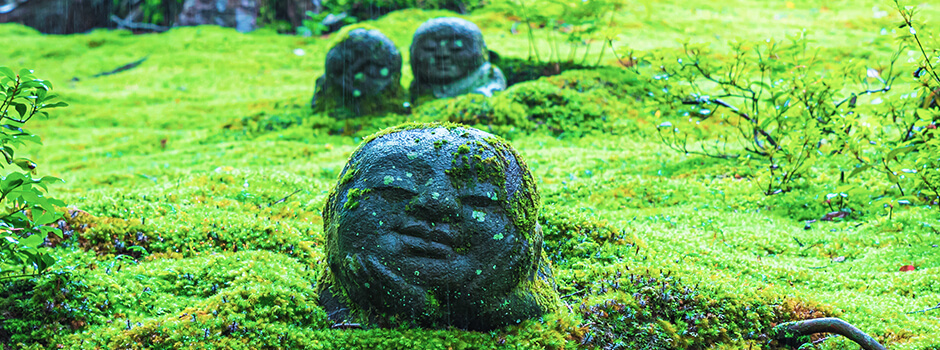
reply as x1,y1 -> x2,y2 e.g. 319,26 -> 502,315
326,127 -> 536,317
411,18 -> 486,84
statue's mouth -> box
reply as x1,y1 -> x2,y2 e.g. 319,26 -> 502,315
396,221 -> 457,259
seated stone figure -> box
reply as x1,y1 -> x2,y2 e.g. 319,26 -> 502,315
312,27 -> 408,118
316,123 -> 561,330
409,17 -> 507,105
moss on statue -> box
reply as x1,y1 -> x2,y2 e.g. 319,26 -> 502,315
311,26 -> 409,119
316,123 -> 563,330
409,17 -> 506,106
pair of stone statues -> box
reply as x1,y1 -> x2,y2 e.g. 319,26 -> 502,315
311,17 -> 507,118
316,123 -> 562,330
313,18 -> 553,331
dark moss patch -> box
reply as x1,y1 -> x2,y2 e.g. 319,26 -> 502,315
573,270 -> 837,349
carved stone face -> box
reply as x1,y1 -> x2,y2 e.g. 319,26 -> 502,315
410,17 -> 487,85
321,125 -> 542,329
325,28 -> 402,98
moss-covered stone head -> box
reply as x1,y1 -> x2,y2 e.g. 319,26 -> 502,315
318,123 -> 557,330
324,28 -> 402,98
410,17 -> 488,85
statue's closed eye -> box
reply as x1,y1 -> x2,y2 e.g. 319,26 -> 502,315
375,186 -> 416,203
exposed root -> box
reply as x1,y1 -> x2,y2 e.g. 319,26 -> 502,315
772,317 -> 886,350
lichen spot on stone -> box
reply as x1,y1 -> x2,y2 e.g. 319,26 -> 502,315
380,67 -> 389,77
384,175 -> 394,185
472,210 -> 486,222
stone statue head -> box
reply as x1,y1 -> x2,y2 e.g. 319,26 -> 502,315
324,28 -> 402,99
410,17 -> 488,85
318,123 -> 556,330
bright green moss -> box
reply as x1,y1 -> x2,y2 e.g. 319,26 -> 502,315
2,2 -> 940,348
343,187 -> 372,210
411,67 -> 648,138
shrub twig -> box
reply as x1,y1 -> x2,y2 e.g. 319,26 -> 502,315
907,302 -> 940,314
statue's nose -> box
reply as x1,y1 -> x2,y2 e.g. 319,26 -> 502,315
435,46 -> 453,59
409,182 -> 459,223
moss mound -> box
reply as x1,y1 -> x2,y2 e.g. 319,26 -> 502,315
1,1 -> 939,348
413,67 -> 651,138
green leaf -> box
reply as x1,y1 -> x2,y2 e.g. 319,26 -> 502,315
848,164 -> 872,178
0,67 -> 15,81
20,234 -> 44,248
43,101 -> 68,108
20,249 -> 40,266
34,211 -> 59,226
34,87 -> 46,101
887,172 -> 899,184
750,81 -> 772,91
40,225 -> 61,239
19,80 -> 42,89
1,146 -> 12,164
886,145 -> 917,162
127,245 -> 149,256
13,102 -> 27,119
0,124 -> 27,134
40,253 -> 55,269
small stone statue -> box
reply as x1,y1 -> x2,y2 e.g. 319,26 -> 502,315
177,0 -> 260,33
317,123 -> 561,330
311,28 -> 408,118
409,17 -> 507,105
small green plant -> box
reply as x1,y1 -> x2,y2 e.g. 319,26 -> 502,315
111,0 -> 184,26
829,1 -> 940,210
0,67 -> 67,282
296,11 -> 331,37
296,10 -> 358,37
651,34 -> 898,196
488,0 -> 626,67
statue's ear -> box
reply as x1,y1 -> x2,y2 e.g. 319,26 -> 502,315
488,50 -> 500,63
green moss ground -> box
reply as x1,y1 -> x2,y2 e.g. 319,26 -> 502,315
1,0 -> 939,348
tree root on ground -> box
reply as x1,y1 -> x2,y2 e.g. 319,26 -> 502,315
771,317 -> 886,350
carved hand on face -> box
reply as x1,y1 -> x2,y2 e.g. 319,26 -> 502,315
326,127 -> 538,325
325,28 -> 402,97
411,18 -> 486,84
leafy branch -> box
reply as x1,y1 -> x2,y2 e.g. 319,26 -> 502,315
0,67 -> 68,280
650,35 -> 898,195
